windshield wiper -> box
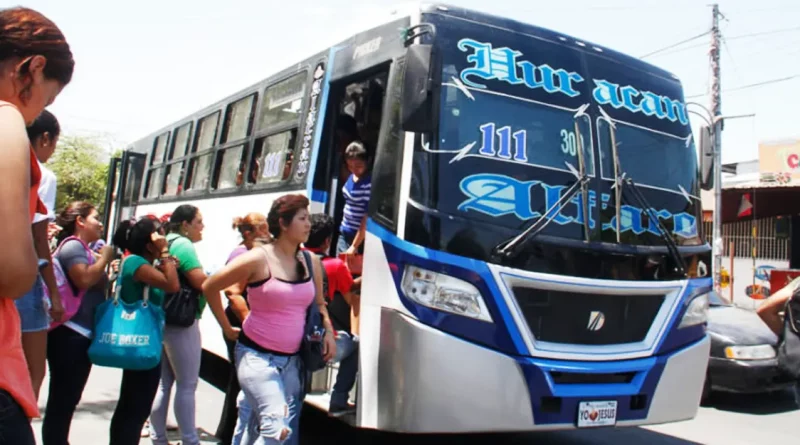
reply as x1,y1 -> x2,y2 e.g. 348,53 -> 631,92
493,174 -> 590,260
602,109 -> 688,277
622,177 -> 688,277
573,115 -> 591,242
493,113 -> 592,261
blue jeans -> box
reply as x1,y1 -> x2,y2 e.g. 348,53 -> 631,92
232,389 -> 252,445
235,343 -> 303,445
15,274 -> 48,333
331,332 -> 358,408
336,231 -> 363,256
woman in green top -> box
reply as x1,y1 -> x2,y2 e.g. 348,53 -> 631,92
149,204 -> 207,445
110,217 -> 180,445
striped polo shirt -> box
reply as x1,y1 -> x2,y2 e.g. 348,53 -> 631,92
340,173 -> 371,237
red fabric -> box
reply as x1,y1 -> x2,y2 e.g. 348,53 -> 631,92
321,257 -> 354,301
302,247 -> 354,300
29,147 -> 46,217
738,193 -> 753,218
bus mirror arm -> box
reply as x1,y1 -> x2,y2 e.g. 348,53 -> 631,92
400,23 -> 438,134
400,43 -> 435,133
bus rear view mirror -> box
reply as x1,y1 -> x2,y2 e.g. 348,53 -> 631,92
699,126 -> 714,191
401,44 -> 434,133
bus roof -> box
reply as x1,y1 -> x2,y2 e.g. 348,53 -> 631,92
128,2 -> 680,153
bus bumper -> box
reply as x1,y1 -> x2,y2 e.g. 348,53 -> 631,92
371,308 -> 709,433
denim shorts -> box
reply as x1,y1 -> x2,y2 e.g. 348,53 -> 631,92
14,275 -> 49,333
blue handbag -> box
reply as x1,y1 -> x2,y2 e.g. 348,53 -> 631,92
88,261 -> 165,370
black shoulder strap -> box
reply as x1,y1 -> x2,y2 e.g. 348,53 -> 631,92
301,250 -> 314,278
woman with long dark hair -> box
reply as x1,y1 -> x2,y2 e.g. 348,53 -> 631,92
204,194 -> 336,445
0,6 -> 74,443
42,201 -> 113,445
110,217 -> 180,445
149,204 -> 206,445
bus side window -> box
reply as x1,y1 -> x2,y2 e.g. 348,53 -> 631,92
213,94 -> 257,190
185,111 -> 221,193
144,132 -> 170,199
249,129 -> 298,185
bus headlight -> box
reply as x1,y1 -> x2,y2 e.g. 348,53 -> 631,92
401,265 -> 493,322
678,292 -> 709,328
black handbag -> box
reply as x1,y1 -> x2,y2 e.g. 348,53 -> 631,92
162,238 -> 200,328
299,250 -> 327,373
777,291 -> 800,378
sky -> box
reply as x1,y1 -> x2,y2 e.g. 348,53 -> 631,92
10,0 -> 800,163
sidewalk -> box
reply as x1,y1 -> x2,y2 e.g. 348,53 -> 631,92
32,365 -> 224,444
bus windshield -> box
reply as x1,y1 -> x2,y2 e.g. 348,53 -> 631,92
408,21 -> 703,256
598,119 -> 698,196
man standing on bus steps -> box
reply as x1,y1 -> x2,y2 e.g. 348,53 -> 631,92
337,141 -> 371,259
306,213 -> 361,416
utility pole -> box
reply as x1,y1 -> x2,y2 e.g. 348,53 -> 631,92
710,3 -> 724,291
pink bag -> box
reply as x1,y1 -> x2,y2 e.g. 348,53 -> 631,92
47,236 -> 94,330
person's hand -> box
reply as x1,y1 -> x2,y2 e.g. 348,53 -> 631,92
151,231 -> 168,251
110,259 -> 121,274
323,330 -> 336,362
224,326 -> 241,341
344,245 -> 357,258
157,256 -> 179,271
48,292 -> 65,322
99,245 -> 115,263
47,223 -> 62,241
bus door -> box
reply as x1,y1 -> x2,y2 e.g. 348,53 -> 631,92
101,157 -> 121,242
302,18 -> 409,419
309,17 -> 408,252
109,151 -> 146,240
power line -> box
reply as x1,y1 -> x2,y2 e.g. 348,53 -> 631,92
644,25 -> 800,58
686,73 -> 800,98
726,25 -> 800,42
640,31 -> 710,58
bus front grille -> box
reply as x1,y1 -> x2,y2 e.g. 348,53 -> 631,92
510,286 -> 665,346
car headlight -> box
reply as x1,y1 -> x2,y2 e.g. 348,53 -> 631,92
401,265 -> 493,322
678,292 -> 709,328
724,345 -> 776,360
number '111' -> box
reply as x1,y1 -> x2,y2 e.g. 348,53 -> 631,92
478,123 -> 528,162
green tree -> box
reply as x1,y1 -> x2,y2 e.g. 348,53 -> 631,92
48,135 -> 112,214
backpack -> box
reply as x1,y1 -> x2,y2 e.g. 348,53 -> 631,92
47,236 -> 95,330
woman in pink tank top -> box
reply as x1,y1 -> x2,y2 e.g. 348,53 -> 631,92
204,194 -> 336,445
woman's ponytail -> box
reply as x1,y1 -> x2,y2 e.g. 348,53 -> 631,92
112,220 -> 133,252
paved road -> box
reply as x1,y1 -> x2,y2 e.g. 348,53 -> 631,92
31,365 -> 798,445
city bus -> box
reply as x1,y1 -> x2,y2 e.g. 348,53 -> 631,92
103,2 -> 713,434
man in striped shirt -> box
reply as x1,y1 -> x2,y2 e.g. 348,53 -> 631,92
337,141 -> 371,257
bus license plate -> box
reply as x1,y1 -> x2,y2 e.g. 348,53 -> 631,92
577,401 -> 617,428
